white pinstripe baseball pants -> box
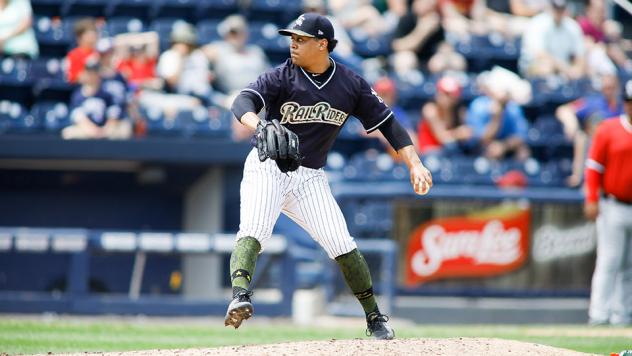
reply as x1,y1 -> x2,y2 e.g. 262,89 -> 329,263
236,149 -> 357,259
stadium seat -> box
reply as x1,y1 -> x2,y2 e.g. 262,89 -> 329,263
348,29 -> 392,58
196,19 -> 222,44
28,57 -> 74,104
248,21 -> 288,64
0,58 -> 33,106
151,0 -> 197,23
32,0 -> 64,17
34,16 -> 74,58
30,101 -> 71,133
104,17 -> 146,37
178,106 -> 231,138
149,18 -> 180,52
140,106 -> 185,136
107,0 -> 154,22
0,101 -> 37,134
195,0 -> 240,21
61,0 -> 110,17
246,0 -> 301,26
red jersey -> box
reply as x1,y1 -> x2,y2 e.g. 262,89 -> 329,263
117,57 -> 157,86
584,115 -> 632,203
65,47 -> 96,83
418,119 -> 442,153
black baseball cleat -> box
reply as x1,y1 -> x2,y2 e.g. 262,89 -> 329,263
366,311 -> 395,340
224,290 -> 254,329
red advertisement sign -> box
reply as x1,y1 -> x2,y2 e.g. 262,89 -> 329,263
406,206 -> 530,285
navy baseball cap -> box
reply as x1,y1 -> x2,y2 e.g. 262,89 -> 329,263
624,79 -> 632,101
551,0 -> 567,9
278,13 -> 334,41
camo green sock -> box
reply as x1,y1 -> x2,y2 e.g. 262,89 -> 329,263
230,236 -> 261,295
335,248 -> 378,314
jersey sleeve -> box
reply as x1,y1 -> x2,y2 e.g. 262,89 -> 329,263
242,65 -> 284,112
351,77 -> 393,133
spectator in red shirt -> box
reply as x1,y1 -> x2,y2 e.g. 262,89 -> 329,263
584,79 -> 632,326
115,31 -> 160,90
417,76 -> 471,154
65,17 -> 99,83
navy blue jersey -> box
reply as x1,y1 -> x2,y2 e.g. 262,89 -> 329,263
69,85 -> 121,127
243,58 -> 393,169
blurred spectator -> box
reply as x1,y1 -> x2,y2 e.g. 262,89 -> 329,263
520,0 -> 585,80
62,58 -> 132,140
575,0 -> 632,74
602,16 -> 632,73
427,41 -> 466,74
465,76 -> 530,161
328,0 -> 391,37
96,38 -> 128,108
485,0 -> 549,39
556,73 -> 622,187
439,0 -> 488,40
577,0 -> 606,43
584,79 -> 632,326
115,31 -> 160,90
0,0 -> 38,58
202,15 -> 269,99
391,0 -> 444,70
157,21 -> 213,105
576,0 -> 617,81
418,76 -> 470,154
65,17 -> 99,83
366,77 -> 417,157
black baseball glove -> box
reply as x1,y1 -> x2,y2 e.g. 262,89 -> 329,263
255,119 -> 302,173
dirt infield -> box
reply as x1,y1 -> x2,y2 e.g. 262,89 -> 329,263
40,338 -> 595,356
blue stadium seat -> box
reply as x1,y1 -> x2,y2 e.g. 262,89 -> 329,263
341,199 -> 393,239
62,0 -> 110,17
29,57 -> 72,104
343,150 -> 402,182
196,19 -> 222,44
195,0 -> 240,21
32,0 -> 64,17
206,105 -> 233,137
140,106 -> 184,136
455,35 -> 520,72
34,16 -> 74,58
349,29 -> 392,58
179,106 -> 232,138
0,101 -> 36,134
248,21 -> 288,64
149,18 -> 180,52
393,74 -> 434,110
0,58 -> 33,106
152,0 -> 197,23
104,17 -> 146,37
107,0 -> 154,22
30,101 -> 71,133
247,0 -> 301,26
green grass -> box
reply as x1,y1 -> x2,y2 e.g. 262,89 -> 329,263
0,318 -> 630,355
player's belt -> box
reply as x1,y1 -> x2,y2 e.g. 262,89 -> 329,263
605,193 -> 632,206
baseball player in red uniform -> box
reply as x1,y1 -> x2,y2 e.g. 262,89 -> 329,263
223,13 -> 433,339
584,79 -> 632,326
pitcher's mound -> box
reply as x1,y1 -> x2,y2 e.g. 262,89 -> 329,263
57,338 -> 595,356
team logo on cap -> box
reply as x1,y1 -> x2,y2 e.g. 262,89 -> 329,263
295,15 -> 305,27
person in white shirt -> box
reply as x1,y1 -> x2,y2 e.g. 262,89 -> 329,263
519,0 -> 585,80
